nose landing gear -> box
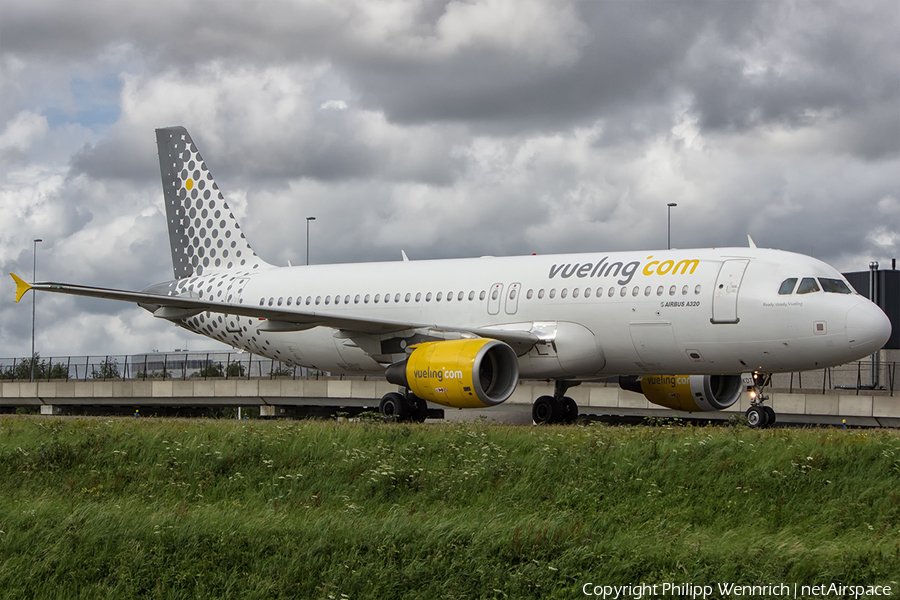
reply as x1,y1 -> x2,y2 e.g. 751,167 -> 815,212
745,373 -> 776,428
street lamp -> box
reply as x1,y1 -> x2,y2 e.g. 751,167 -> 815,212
667,203 -> 677,250
31,238 -> 42,382
306,217 -> 316,265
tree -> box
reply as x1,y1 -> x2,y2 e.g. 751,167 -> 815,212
193,362 -> 224,378
91,357 -> 120,380
0,354 -> 69,380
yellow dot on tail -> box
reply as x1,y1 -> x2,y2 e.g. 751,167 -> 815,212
185,179 -> 193,190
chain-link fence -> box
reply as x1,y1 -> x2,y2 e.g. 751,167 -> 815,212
0,352 -> 367,382
1,352 -> 895,395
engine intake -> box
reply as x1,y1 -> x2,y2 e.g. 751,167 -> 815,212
385,338 -> 519,408
620,374 -> 743,412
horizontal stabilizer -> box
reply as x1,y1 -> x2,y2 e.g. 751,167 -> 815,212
9,273 -> 32,303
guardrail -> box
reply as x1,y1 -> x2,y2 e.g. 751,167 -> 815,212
0,353 -> 895,395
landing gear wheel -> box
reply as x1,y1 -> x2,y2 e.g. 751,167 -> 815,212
532,395 -> 555,425
380,392 -> 408,421
763,406 -> 776,427
410,395 -> 428,423
562,397 -> 578,424
746,406 -> 768,428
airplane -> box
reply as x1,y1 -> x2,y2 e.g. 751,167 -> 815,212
11,126 -> 892,427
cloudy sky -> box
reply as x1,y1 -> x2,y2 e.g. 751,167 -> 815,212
1,0 -> 898,359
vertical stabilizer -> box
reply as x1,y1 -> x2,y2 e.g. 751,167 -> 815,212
156,126 -> 270,278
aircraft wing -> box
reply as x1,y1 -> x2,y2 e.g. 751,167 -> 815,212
10,274 -> 539,348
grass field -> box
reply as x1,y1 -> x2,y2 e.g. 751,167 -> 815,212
1,416 -> 899,599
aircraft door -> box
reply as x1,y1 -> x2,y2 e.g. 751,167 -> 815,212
487,283 -> 503,315
504,282 -> 521,315
711,260 -> 750,324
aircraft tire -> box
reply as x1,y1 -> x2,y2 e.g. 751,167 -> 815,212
562,397 -> 578,424
380,392 -> 408,422
746,406 -> 768,428
410,395 -> 428,423
532,395 -> 555,425
763,406 -> 776,427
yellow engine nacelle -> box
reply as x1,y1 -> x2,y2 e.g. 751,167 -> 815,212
385,338 -> 519,408
620,374 -> 743,412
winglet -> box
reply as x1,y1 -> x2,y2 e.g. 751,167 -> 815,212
401,250 -> 410,262
747,235 -> 757,249
10,273 -> 32,303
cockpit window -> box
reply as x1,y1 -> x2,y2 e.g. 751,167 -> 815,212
797,277 -> 820,294
778,278 -> 797,295
818,278 -> 853,294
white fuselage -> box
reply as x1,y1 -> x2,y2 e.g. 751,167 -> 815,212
155,247 -> 890,379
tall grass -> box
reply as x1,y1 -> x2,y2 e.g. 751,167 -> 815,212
1,417 -> 899,599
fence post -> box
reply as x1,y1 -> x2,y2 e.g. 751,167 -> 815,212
163,354 -> 168,380
85,356 -> 90,381
66,357 -> 71,382
225,353 -> 230,380
856,362 -> 861,396
789,372 -> 794,393
247,353 -> 252,380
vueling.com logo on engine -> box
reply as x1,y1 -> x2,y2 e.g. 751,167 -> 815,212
413,367 -> 464,382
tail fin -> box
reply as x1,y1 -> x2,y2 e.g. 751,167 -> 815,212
156,126 -> 270,278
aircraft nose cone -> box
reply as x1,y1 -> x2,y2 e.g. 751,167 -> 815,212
846,301 -> 892,354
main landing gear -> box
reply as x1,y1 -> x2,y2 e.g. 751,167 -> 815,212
379,390 -> 428,423
532,380 -> 580,425
745,373 -> 776,428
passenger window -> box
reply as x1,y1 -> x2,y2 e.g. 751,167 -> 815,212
277,297 -> 283,306
549,289 -> 557,299
479,291 -> 486,301
510,288 -> 517,300
694,285 -> 701,295
395,293 -> 401,303
268,297 -> 274,306
405,293 -> 411,302
286,297 -> 292,306
458,291 -> 464,301
526,289 -> 533,299
345,295 -> 351,304
374,294 -> 380,303
364,294 -> 370,304
669,286 -> 676,296
778,278 -> 797,295
315,296 -> 321,305
818,278 -> 853,294
491,289 -> 498,300
306,297 -> 312,306
538,289 -> 544,299
657,286 -> 664,296
560,288 -> 567,299
644,286 -> 651,296
415,292 -> 421,302
447,292 -> 453,301
632,286 -> 639,297
259,298 -> 265,306
354,294 -> 360,304
572,288 -> 580,299
436,292 -> 443,301
426,292 -> 432,302
620,287 -> 627,297
797,278 -> 820,294
584,288 -> 591,298
682,285 -> 688,295
468,291 -> 474,301
608,287 -> 615,298
325,296 -> 331,305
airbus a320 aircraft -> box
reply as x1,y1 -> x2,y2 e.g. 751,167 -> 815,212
11,127 -> 892,426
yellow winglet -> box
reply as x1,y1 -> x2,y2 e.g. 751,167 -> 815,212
10,273 -> 32,303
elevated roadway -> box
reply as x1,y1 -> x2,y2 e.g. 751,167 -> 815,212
2,378 -> 898,427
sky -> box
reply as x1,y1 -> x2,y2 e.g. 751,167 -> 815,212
1,0 -> 898,360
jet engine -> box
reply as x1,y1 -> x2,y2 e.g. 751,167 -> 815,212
385,338 -> 519,408
619,374 -> 743,412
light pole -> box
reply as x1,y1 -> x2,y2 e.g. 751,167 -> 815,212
31,238 -> 42,382
667,203 -> 677,250
306,217 -> 316,265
